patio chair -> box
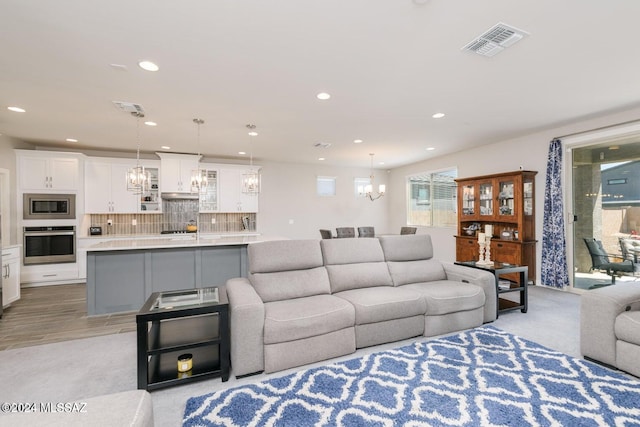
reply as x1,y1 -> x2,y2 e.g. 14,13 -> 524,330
619,237 -> 640,273
583,238 -> 634,284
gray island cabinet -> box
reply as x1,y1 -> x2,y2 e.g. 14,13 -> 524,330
86,235 -> 282,315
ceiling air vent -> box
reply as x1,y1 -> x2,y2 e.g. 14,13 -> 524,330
462,22 -> 529,57
112,101 -> 145,115
313,142 -> 332,149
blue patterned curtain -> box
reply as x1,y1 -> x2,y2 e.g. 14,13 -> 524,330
541,139 -> 569,288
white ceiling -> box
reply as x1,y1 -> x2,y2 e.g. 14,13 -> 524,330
2,0 -> 640,169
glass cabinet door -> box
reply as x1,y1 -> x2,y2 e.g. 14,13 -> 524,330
479,181 -> 493,216
199,170 -> 218,212
523,179 -> 533,216
497,179 -> 515,217
461,184 -> 475,217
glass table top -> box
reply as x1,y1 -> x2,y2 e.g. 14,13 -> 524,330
151,287 -> 219,311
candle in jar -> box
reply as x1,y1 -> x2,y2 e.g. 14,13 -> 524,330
478,232 -> 485,242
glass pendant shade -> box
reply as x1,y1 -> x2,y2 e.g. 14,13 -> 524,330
241,170 -> 261,195
359,153 -> 385,201
127,164 -> 150,194
191,168 -> 208,193
126,112 -> 149,194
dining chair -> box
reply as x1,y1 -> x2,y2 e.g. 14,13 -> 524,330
357,226 -> 375,238
335,227 -> 356,238
400,226 -> 417,235
319,229 -> 333,239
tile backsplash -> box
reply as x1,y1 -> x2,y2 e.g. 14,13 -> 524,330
88,209 -> 257,235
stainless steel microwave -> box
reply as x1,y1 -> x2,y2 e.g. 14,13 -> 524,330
23,193 -> 76,220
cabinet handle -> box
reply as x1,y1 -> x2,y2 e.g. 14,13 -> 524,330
497,243 -> 503,248
6,264 -> 9,278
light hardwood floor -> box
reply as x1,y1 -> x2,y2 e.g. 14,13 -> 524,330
0,283 -> 136,351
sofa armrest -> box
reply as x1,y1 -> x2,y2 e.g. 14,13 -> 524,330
580,282 -> 640,366
442,263 -> 497,323
226,277 -> 265,377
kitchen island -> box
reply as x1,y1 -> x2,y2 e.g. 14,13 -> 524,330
86,234 -> 285,315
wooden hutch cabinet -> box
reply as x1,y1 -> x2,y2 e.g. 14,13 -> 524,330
455,170 -> 537,283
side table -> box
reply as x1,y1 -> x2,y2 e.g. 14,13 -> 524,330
455,261 -> 528,318
136,286 -> 230,391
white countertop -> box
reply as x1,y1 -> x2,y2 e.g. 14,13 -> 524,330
86,234 -> 287,251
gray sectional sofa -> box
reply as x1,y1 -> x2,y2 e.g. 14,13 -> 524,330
581,282 -> 640,377
226,234 -> 496,377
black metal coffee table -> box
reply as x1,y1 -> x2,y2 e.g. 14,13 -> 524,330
136,286 -> 229,391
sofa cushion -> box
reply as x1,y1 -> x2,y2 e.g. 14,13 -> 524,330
379,234 -> 434,261
326,262 -> 393,293
321,238 -> 385,265
334,287 -> 426,325
402,281 -> 485,315
263,295 -> 355,344
386,259 -> 447,286
322,238 -> 392,293
615,310 -> 640,346
249,240 -> 323,273
251,266 -> 331,303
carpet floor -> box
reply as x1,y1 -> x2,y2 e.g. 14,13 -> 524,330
0,286 -> 624,427
183,325 -> 640,426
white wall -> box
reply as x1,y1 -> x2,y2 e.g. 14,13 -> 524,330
0,136 -> 35,245
256,160 -> 389,239
388,105 -> 640,286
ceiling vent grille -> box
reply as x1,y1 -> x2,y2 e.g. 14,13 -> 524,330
112,101 -> 145,115
462,22 -> 528,57
313,142 -> 332,149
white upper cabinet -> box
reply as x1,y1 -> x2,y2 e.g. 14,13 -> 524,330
157,153 -> 199,193
85,160 -> 138,213
17,151 -> 80,192
85,158 -> 160,214
219,167 -> 259,212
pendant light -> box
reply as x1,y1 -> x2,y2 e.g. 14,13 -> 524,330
241,124 -> 260,195
359,153 -> 386,201
126,111 -> 150,194
190,118 -> 208,193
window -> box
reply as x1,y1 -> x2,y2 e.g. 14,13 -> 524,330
317,176 -> 336,196
407,168 -> 457,227
354,177 -> 370,198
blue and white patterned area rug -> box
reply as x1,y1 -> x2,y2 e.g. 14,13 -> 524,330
183,326 -> 640,426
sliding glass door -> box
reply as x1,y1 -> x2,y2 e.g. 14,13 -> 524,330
572,141 -> 640,289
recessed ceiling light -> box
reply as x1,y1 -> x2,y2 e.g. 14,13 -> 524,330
353,139 -> 363,144
109,63 -> 128,71
161,146 -> 171,150
609,145 -> 620,150
318,157 -> 325,161
138,61 -> 159,72
379,162 -> 385,165
238,151 -> 246,155
7,106 -> 25,113
426,147 -> 436,151
247,131 -> 258,136
144,121 -> 157,126
432,113 -> 445,119
316,92 -> 331,100
66,138 -> 78,143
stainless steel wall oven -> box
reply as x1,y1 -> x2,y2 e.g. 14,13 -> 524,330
23,193 -> 76,220
23,226 -> 76,265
